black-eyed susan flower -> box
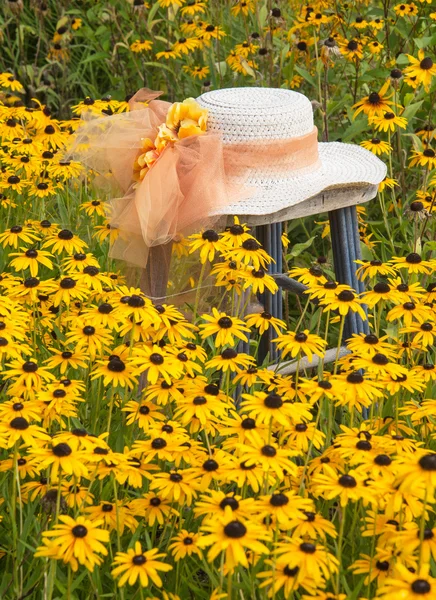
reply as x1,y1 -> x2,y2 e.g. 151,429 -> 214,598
390,253 -> 434,275
285,422 -> 326,452
79,199 -> 106,218
242,266 -> 278,294
199,308 -> 249,346
240,391 -> 311,427
0,417 -> 50,448
352,353 -> 408,378
224,238 -> 272,270
273,538 -> 338,586
0,72 -> 24,92
400,320 -> 436,347
370,111 -> 408,132
219,410 -> 269,445
128,492 -> 177,526
273,330 -> 327,362
65,323 -> 113,360
173,36 -> 200,55
121,400 -> 165,430
339,38 -> 364,60
206,348 -> 255,373
35,516 -> 109,572
150,469 -> 202,506
387,277 -> 426,303
409,147 -> 436,170
220,218 -> 253,248
298,377 -> 339,404
29,441 -> 88,478
353,81 -> 394,118
174,392 -> 229,428
91,356 -> 140,387
237,432 -> 299,480
395,451 -> 436,497
42,229 -> 88,255
404,50 -> 436,91
51,276 -> 90,307
194,490 -> 255,520
258,559 -> 316,597
111,543 -> 172,587
43,348 -> 88,374
377,563 -> 436,600
387,302 -> 430,325
355,259 -> 397,281
85,502 -> 137,534
0,225 -> 39,249
169,530 -> 202,561
368,40 -> 384,54
312,465 -> 374,506
287,509 -> 338,541
360,137 -> 392,155
256,491 -> 312,525
346,332 -> 397,358
182,64 -> 210,80
130,39 -> 153,53
361,281 -> 398,306
379,176 -> 399,192
3,358 -> 56,393
288,265 -> 327,286
132,345 -> 182,384
245,311 -> 286,335
0,398 -> 41,422
198,515 -> 270,571
394,2 -> 414,16
321,289 -> 367,319
350,553 -> 393,585
8,247 -> 53,276
231,367 -> 260,388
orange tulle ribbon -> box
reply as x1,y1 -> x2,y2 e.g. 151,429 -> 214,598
68,89 -> 319,267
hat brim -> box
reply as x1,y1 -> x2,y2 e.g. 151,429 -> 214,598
216,142 -> 387,216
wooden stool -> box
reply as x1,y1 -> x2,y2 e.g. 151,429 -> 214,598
242,183 -> 374,361
141,183 -> 376,361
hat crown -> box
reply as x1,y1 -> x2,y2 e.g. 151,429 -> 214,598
197,87 -> 314,143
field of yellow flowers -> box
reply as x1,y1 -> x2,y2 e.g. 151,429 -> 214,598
1,0 -> 436,599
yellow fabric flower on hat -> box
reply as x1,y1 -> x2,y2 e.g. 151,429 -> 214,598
166,97 -> 208,136
155,124 -> 178,153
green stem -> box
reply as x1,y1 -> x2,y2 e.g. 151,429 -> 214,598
336,504 -> 347,594
193,261 -> 207,321
333,314 -> 346,375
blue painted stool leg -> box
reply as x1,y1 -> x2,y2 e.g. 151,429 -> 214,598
329,206 -> 369,340
256,223 -> 283,363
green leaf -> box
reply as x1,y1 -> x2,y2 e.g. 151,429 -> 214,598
142,61 -> 177,75
80,51 -> 109,65
280,43 -> 290,67
359,67 -> 390,82
258,3 -> 268,27
342,118 -> 368,143
402,99 -> 423,121
215,60 -> 227,77
414,36 -> 435,49
396,53 -> 409,65
287,236 -> 316,258
424,241 -> 436,252
147,0 -> 162,27
294,65 -> 316,87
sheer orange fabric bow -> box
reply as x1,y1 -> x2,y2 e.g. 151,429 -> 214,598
68,88 -> 319,267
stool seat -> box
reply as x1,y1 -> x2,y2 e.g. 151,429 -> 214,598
215,182 -> 378,227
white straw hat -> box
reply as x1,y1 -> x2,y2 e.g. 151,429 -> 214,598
196,87 -> 387,216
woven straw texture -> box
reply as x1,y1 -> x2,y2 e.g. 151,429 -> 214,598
197,87 -> 387,216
